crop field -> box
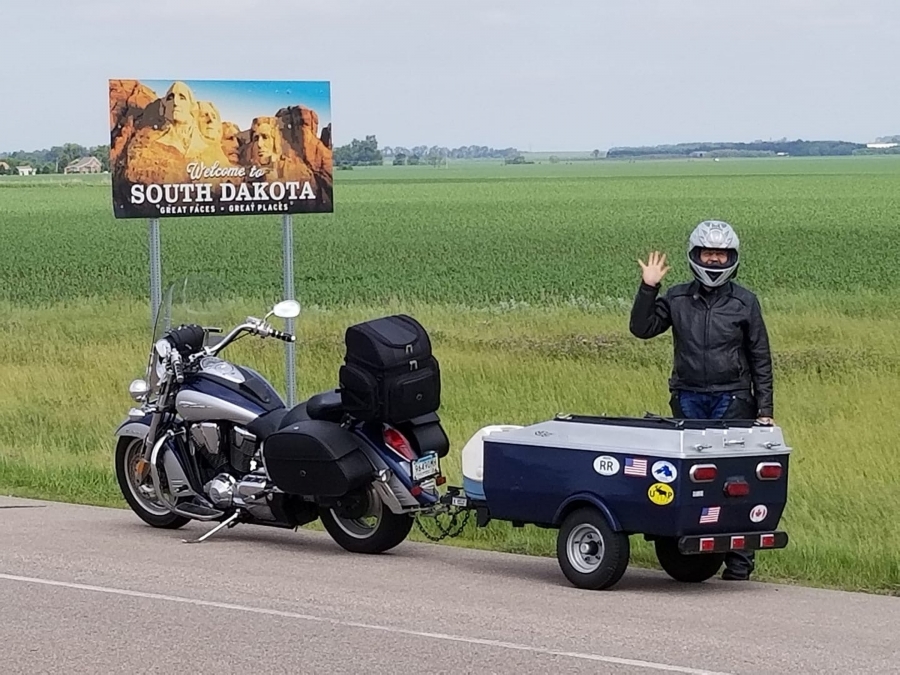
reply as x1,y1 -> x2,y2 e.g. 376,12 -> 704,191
1,156 -> 898,594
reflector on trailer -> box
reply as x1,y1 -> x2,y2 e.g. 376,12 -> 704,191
700,537 -> 715,552
690,464 -> 717,483
757,462 -> 782,480
760,534 -> 776,548
724,480 -> 750,497
730,535 -> 745,549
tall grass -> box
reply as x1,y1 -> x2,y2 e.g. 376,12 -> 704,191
0,296 -> 897,594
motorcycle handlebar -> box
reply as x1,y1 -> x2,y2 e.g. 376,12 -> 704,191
199,319 -> 294,359
170,350 -> 184,383
268,327 -> 295,342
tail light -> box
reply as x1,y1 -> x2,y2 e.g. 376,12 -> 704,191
760,534 -> 776,548
699,537 -> 715,552
690,464 -> 717,483
757,462 -> 782,480
730,536 -> 745,549
383,426 -> 416,462
724,479 -> 750,497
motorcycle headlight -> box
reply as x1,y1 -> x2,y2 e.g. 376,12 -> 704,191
129,379 -> 150,402
141,339 -> 172,403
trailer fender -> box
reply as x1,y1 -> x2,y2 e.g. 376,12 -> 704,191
553,493 -> 622,532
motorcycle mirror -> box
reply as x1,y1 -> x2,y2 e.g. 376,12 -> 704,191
270,300 -> 301,319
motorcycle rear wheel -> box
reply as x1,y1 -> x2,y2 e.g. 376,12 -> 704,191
115,436 -> 190,530
319,484 -> 413,554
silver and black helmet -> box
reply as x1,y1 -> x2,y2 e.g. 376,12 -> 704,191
687,220 -> 740,288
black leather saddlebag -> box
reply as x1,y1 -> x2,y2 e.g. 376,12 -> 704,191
263,420 -> 374,497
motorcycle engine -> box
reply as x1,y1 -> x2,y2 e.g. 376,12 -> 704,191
193,422 -> 275,521
203,470 -> 276,522
190,422 -> 228,472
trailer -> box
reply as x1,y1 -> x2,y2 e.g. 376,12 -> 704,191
437,412 -> 791,590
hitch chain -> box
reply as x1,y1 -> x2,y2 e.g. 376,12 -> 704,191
414,508 -> 472,542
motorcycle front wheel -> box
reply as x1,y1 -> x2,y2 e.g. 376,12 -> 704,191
115,436 -> 190,529
319,484 -> 413,554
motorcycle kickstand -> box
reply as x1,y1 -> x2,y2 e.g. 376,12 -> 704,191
182,511 -> 241,544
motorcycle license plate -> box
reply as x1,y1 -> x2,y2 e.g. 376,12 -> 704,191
411,453 -> 439,482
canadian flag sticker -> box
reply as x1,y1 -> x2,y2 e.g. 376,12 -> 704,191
750,504 -> 768,523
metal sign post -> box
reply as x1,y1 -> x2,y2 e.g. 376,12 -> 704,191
282,214 -> 297,407
148,218 -> 162,331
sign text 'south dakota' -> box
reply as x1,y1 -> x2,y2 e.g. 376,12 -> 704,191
129,180 -> 317,206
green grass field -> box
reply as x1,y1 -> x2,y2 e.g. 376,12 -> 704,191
1,156 -> 898,594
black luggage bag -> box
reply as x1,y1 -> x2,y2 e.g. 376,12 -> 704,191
339,314 -> 441,425
263,420 -> 374,497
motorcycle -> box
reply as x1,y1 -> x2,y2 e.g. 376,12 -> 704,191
114,278 -> 451,553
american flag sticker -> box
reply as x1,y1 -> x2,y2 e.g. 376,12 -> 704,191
699,506 -> 721,524
623,457 -> 647,477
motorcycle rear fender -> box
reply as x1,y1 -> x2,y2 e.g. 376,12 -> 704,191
350,429 -> 421,514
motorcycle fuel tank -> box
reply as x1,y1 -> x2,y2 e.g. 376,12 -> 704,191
175,358 -> 285,425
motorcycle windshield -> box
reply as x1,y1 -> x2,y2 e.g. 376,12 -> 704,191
144,282 -> 176,392
151,282 -> 176,348
146,275 -> 231,385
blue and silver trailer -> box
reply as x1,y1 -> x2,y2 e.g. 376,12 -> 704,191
443,413 -> 791,590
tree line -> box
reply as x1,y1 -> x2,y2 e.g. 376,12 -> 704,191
605,139 -> 883,159
332,135 -> 521,167
6,133 -> 898,175
0,143 -> 110,174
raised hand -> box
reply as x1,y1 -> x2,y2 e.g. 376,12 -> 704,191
638,251 -> 670,287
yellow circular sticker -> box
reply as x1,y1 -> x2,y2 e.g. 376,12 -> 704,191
648,482 -> 674,506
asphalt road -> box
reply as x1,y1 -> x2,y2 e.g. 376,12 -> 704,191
0,495 -> 897,674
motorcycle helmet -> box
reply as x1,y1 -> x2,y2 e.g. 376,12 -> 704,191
687,220 -> 740,288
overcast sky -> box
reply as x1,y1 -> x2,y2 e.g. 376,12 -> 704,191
2,0 -> 897,152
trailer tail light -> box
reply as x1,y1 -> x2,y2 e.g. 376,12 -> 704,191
383,426 -> 416,462
730,535 -> 745,550
757,462 -> 782,480
690,464 -> 717,483
724,479 -> 750,497
700,537 -> 715,552
760,534 -> 776,548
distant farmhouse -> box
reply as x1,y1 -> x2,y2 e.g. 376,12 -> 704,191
17,165 -> 36,176
64,156 -> 102,174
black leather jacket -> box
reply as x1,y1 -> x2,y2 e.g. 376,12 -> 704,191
629,279 -> 774,417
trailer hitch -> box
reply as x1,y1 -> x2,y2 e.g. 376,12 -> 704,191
413,487 -> 474,542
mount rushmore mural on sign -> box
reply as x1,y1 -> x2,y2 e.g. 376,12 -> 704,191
109,79 -> 333,219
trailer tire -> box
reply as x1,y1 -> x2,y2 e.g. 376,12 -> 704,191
556,507 -> 630,590
654,537 -> 724,583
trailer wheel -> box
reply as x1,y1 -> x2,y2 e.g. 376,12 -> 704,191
556,507 -> 630,590
654,537 -> 724,583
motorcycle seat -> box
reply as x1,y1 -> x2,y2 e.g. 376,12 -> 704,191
306,389 -> 345,423
247,408 -> 290,442
247,390 -> 345,442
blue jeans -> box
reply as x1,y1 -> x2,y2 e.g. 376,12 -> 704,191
671,389 -> 757,577
675,390 -> 734,419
